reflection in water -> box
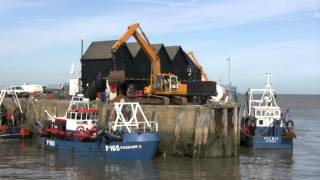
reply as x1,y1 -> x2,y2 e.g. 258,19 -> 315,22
0,136 -> 302,180
51,152 -> 158,180
240,148 -> 293,179
153,156 -> 241,180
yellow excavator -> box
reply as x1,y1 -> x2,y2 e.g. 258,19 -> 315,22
111,23 -> 188,105
187,51 -> 209,81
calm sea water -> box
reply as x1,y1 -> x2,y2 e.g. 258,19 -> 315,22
0,95 -> 319,180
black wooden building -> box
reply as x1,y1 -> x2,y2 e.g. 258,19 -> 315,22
81,41 -> 204,99
165,46 -> 201,82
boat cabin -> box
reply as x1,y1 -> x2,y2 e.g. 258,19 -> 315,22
65,94 -> 99,132
66,109 -> 98,131
246,74 -> 283,128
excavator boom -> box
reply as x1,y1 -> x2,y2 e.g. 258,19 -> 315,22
112,23 -> 161,79
187,51 -> 209,81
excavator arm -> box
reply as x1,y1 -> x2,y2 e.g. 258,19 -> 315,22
187,51 -> 209,81
111,23 -> 189,104
112,23 -> 161,83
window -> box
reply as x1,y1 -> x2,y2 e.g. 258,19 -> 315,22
256,111 -> 261,116
87,113 -> 92,119
259,120 -> 263,125
71,113 -> 76,120
66,113 -> 71,119
82,113 -> 87,120
76,113 -> 81,120
170,76 -> 178,90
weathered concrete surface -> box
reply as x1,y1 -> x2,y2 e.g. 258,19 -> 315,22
3,98 -> 240,158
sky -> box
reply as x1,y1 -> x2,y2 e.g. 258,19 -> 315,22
0,0 -> 319,94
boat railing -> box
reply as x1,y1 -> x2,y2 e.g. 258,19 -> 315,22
108,120 -> 158,133
0,89 -> 23,114
109,102 -> 158,133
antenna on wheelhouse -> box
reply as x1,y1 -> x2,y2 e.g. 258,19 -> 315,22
265,72 -> 272,88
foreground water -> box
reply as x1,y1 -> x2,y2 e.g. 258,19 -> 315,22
0,95 -> 319,179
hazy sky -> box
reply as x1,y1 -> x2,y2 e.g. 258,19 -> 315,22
0,0 -> 319,94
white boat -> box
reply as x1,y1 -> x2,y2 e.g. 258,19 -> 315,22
240,74 -> 295,149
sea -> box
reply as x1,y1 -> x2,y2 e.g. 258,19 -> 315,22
0,95 -> 319,180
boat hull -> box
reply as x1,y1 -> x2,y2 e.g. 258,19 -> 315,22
241,133 -> 293,149
0,127 -> 31,140
37,132 -> 160,160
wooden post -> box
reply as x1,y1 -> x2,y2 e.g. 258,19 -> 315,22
232,107 -> 239,156
222,108 -> 228,156
205,109 -> 218,157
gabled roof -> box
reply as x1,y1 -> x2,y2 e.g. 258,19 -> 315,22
82,40 -> 165,60
152,44 -> 163,54
82,40 -> 117,60
125,42 -> 164,58
127,42 -> 141,57
165,46 -> 181,60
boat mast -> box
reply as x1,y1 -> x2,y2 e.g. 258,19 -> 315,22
265,72 -> 271,89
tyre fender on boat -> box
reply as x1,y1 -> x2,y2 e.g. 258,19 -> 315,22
286,120 -> 294,129
76,125 -> 85,132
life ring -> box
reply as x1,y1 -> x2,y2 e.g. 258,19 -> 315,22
286,120 -> 294,129
76,125 -> 85,132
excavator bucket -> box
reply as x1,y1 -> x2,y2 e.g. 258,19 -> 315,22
107,70 -> 126,83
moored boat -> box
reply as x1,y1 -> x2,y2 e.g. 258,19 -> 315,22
0,89 -> 31,139
38,94 -> 160,160
240,74 -> 296,149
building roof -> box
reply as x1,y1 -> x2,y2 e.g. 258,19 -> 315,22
165,46 -> 181,60
127,42 -> 141,57
82,40 -> 165,60
152,44 -> 163,54
125,42 -> 164,58
82,40 -> 117,60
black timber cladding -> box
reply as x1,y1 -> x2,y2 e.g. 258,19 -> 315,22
81,40 -> 205,99
81,40 -> 132,99
165,46 -> 201,82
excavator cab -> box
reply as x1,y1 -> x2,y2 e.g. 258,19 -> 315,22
154,74 -> 178,93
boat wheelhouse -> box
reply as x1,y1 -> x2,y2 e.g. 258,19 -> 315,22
65,94 -> 98,132
46,94 -> 98,133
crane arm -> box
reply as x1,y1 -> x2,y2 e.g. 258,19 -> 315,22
112,23 -> 161,77
187,51 -> 209,81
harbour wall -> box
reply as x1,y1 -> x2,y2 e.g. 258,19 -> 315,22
3,99 -> 240,158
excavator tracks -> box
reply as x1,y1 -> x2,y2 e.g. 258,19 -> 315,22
171,96 -> 188,105
128,95 -> 170,105
128,95 -> 190,105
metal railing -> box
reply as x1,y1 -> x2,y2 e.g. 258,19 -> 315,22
108,120 -> 158,133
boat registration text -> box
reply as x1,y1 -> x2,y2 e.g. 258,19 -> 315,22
105,145 -> 142,152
